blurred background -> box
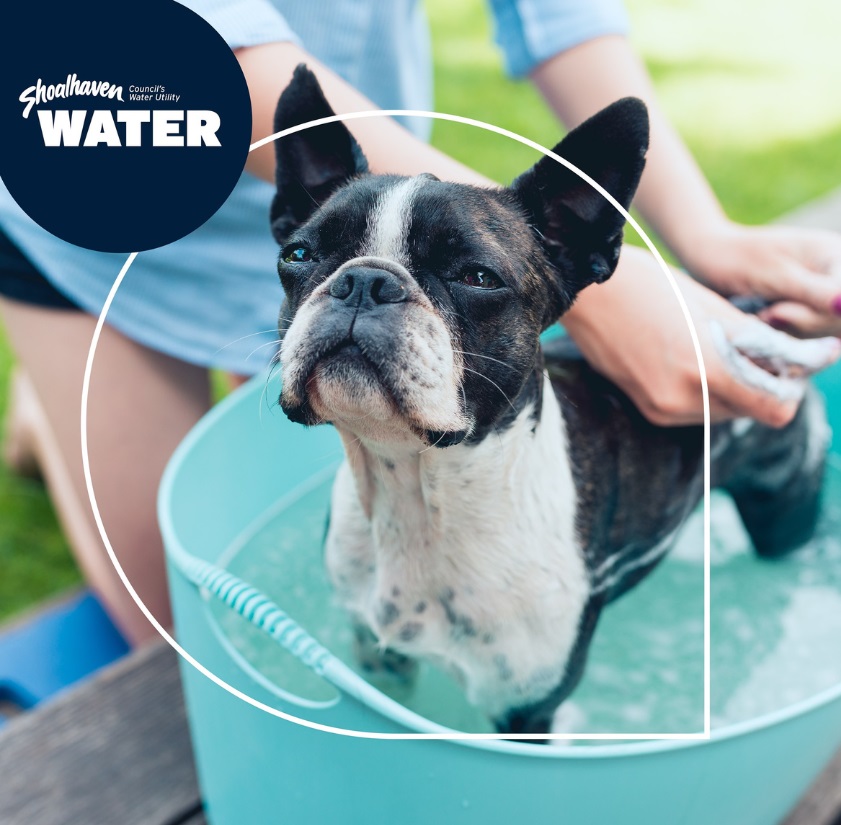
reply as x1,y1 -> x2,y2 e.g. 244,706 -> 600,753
2,0 -> 841,624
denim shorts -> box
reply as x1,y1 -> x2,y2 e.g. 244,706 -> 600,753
0,228 -> 80,311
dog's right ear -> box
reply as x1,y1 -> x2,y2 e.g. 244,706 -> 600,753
270,64 -> 369,243
511,98 -> 648,323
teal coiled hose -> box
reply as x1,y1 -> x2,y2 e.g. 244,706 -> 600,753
174,551 -> 333,676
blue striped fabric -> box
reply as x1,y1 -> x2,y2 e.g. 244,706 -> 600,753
488,0 -> 629,77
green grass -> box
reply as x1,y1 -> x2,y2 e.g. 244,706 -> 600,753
427,0 -> 841,222
1,0 -> 840,621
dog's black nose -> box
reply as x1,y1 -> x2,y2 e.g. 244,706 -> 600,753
329,267 -> 408,307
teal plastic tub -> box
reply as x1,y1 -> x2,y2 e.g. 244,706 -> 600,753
159,364 -> 841,825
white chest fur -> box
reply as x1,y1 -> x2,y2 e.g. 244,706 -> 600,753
325,375 -> 589,719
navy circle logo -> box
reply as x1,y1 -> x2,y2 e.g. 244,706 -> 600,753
0,0 -> 252,253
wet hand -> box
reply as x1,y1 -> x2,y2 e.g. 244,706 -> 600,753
681,222 -> 841,338
562,246 -> 841,428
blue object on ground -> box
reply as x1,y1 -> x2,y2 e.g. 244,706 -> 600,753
0,590 -> 129,727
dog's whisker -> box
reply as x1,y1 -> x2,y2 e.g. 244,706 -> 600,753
452,348 -> 518,371
373,452 -> 389,492
259,359 -> 282,425
246,339 -> 283,362
312,443 -> 349,463
418,429 -> 448,454
215,328 -> 284,355
326,401 -> 381,424
461,366 -> 518,414
349,435 -> 365,468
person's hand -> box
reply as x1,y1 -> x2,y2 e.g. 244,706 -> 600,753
678,221 -> 841,338
562,245 -> 841,428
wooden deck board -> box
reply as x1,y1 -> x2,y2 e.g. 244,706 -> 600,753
1,636 -> 840,825
783,748 -> 841,825
0,642 -> 201,825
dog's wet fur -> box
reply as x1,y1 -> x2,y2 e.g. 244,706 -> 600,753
270,65 -> 829,736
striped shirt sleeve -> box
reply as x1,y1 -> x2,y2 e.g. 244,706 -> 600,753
487,0 -> 630,78
176,0 -> 301,50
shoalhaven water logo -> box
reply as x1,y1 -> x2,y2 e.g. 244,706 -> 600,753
2,0 -> 252,252
19,73 -> 222,147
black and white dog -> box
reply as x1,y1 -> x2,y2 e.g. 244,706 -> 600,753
270,66 -> 836,735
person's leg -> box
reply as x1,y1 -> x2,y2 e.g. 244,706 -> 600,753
0,297 -> 212,645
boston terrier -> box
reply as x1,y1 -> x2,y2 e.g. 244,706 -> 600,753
269,65 -> 836,735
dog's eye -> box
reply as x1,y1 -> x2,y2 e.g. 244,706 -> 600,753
282,245 -> 313,264
459,268 -> 503,290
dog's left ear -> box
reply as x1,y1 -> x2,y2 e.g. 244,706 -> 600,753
270,64 -> 369,243
511,97 -> 649,319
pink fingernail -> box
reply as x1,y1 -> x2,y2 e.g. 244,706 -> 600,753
767,317 -> 786,330
833,295 -> 841,315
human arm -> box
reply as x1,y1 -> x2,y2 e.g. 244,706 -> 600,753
237,42 -> 490,185
563,246 -> 840,427
177,0 -> 491,182
527,34 -> 841,425
531,35 -> 841,333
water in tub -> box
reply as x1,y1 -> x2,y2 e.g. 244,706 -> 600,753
209,458 -> 841,738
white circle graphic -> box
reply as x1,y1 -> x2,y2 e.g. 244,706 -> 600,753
81,110 -> 711,745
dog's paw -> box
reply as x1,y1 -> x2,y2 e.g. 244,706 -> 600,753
353,624 -> 418,685
548,701 -> 587,747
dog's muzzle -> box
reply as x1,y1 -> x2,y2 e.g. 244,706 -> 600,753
279,256 -> 468,443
